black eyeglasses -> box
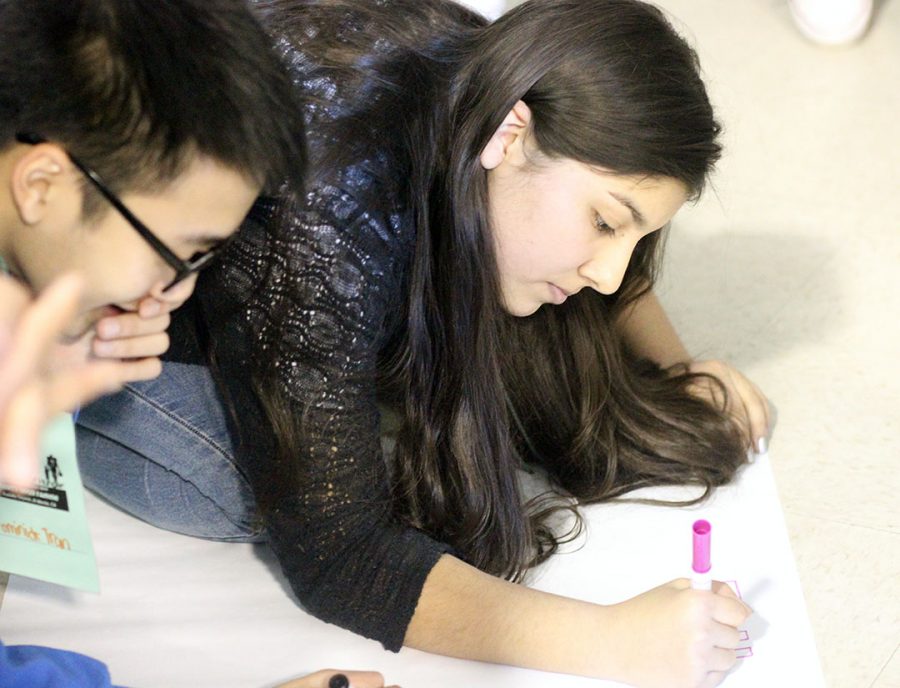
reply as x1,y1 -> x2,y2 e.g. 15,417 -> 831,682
15,132 -> 232,291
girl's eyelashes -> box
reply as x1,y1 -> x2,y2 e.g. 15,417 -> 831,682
593,212 -> 615,235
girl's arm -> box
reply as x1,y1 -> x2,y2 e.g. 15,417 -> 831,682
614,287 -> 691,367
406,554 -> 751,688
614,287 -> 771,452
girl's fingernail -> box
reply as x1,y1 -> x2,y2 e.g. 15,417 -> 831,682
756,437 -> 767,454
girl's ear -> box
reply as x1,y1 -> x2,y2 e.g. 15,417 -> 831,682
479,100 -> 533,170
10,144 -> 68,225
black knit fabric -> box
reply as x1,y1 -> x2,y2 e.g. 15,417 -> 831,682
164,33 -> 453,651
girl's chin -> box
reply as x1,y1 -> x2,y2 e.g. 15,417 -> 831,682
499,285 -> 554,317
503,300 -> 544,318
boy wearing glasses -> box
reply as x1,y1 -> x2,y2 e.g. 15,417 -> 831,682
0,2 -> 393,687
0,0 -> 394,684
0,0 -> 303,490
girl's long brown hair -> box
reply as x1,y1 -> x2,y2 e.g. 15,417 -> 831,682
251,0 -> 745,581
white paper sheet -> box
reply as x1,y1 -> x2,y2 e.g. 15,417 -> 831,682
0,453 -> 825,687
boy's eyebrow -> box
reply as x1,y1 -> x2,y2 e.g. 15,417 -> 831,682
182,233 -> 232,249
609,192 -> 647,229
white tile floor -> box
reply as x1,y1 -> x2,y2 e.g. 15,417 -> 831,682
657,3 -> 899,686
492,0 -> 900,686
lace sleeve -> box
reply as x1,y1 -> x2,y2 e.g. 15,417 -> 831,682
196,181 -> 451,652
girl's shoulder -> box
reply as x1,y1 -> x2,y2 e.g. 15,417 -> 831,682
300,169 -> 413,262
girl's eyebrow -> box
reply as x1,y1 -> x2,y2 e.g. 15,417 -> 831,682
609,192 -> 647,229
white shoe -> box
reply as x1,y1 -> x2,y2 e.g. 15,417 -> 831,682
455,0 -> 507,20
789,0 -> 874,45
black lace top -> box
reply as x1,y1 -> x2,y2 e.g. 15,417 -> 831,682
165,35 -> 453,651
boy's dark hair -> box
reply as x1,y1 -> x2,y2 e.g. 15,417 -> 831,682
0,0 -> 306,216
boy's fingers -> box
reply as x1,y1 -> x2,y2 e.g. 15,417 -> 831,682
44,363 -> 127,415
12,273 -> 84,354
0,274 -> 85,400
95,312 -> 171,340
0,361 -> 129,490
103,356 -> 162,384
0,276 -> 31,324
0,383 -> 45,489
92,333 -> 170,359
43,358 -> 159,419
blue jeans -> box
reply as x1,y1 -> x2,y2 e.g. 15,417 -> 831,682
75,362 -> 265,542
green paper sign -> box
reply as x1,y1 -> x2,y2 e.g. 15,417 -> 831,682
0,413 -> 99,592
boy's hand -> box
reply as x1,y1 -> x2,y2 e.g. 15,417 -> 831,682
91,309 -> 171,366
0,274 -> 129,488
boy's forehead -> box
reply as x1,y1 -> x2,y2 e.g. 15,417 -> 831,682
116,160 -> 259,234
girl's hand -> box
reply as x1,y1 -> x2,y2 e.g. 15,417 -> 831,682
686,359 -> 772,453
605,578 -> 752,688
273,669 -> 398,688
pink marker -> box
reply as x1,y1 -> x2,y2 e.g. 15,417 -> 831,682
691,519 -> 712,590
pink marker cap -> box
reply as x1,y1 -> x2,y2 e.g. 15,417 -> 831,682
692,519 -> 712,574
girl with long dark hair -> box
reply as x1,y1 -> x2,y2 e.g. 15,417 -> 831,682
77,1 -> 770,685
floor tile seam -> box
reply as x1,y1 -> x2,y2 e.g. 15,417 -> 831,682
869,642 -> 900,688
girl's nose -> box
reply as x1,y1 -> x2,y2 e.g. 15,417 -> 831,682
578,240 -> 636,295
